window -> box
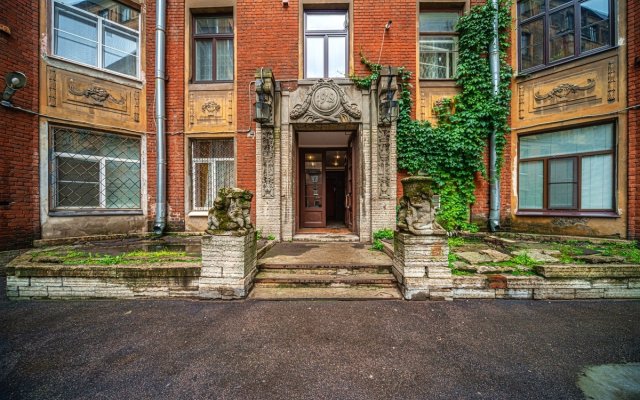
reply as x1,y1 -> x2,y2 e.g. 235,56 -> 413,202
50,126 -> 142,210
193,15 -> 234,82
304,11 -> 348,79
191,139 -> 235,211
52,0 -> 140,77
518,0 -> 612,72
518,123 -> 615,212
419,11 -> 460,79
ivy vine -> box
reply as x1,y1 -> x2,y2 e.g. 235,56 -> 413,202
352,1 -> 512,231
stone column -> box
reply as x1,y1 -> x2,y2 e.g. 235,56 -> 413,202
200,231 -> 257,299
199,187 -> 257,299
392,176 -> 452,300
393,231 -> 452,300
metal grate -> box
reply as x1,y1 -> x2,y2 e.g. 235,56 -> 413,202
51,126 -> 141,210
191,139 -> 235,211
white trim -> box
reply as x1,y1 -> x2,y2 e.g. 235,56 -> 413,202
51,0 -> 141,79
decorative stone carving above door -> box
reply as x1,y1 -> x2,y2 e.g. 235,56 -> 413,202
290,79 -> 361,123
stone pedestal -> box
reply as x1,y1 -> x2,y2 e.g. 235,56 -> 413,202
393,231 -> 452,301
200,230 -> 257,299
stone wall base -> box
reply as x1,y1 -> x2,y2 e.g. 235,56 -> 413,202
392,231 -> 453,301
6,232 -> 258,300
199,232 -> 257,299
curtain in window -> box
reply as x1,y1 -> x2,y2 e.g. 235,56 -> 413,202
327,36 -> 346,78
548,158 -> 577,208
195,41 -> 213,81
518,161 -> 543,209
581,154 -> 613,209
216,39 -> 233,81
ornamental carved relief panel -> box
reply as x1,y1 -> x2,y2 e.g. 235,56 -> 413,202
418,87 -> 459,125
45,66 -> 142,127
261,127 -> 276,199
290,79 -> 361,123
377,127 -> 391,199
188,90 -> 234,131
515,56 -> 618,124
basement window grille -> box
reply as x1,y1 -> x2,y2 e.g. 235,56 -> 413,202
50,126 -> 142,210
191,139 -> 235,211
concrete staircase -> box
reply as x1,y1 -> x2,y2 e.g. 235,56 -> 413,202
248,243 -> 402,300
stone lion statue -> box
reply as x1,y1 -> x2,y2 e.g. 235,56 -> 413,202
206,188 -> 254,235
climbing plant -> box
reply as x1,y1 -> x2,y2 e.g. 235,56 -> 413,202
352,1 -> 512,231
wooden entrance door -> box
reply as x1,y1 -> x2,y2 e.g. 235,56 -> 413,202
300,150 -> 325,228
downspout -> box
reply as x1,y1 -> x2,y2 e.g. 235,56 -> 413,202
488,0 -> 501,232
153,0 -> 167,234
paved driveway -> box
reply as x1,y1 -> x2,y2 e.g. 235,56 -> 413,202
1,279 -> 639,399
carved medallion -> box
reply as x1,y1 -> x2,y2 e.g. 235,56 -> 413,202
68,80 -> 126,105
262,128 -> 275,199
534,79 -> 596,101
202,100 -> 221,115
290,79 -> 361,123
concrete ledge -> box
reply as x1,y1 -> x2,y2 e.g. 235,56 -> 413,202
536,264 -> 640,278
8,263 -> 201,279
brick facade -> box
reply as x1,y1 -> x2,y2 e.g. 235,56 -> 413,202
629,0 -> 640,239
0,0 -> 637,247
0,0 -> 40,250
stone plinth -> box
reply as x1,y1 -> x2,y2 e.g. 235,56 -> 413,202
200,230 -> 257,299
392,231 -> 452,301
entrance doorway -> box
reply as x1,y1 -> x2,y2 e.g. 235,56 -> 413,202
297,131 -> 357,232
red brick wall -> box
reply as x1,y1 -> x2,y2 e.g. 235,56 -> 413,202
352,0 -> 417,200
146,0 -> 186,231
629,0 -> 640,239
469,0 -> 514,230
236,0 -> 300,222
353,0 -> 417,114
0,0 -> 40,250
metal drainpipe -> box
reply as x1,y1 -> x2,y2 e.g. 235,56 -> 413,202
153,0 -> 167,235
488,0 -> 501,232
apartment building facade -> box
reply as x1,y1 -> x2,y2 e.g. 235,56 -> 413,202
0,0 -> 637,250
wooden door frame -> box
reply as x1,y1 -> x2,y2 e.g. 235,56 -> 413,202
296,144 -> 354,232
298,148 -> 327,228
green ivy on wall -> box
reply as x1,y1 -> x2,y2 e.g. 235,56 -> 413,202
352,1 -> 512,231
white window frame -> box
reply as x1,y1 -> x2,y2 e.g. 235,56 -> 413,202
191,140 -> 235,212
303,10 -> 349,79
53,152 -> 141,209
50,0 -> 141,79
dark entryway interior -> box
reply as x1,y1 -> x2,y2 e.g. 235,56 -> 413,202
326,170 -> 345,226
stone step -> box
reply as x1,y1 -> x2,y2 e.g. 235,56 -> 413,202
248,286 -> 403,300
254,271 -> 397,286
292,234 -> 360,243
257,263 -> 393,274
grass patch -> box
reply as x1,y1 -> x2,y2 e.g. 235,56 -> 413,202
550,240 -> 640,264
448,237 -> 466,248
371,228 -> 394,252
31,248 -> 201,265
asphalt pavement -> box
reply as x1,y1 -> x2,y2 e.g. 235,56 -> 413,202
1,278 -> 639,400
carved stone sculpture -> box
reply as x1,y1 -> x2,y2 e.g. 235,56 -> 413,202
206,188 -> 254,235
289,79 -> 361,123
397,176 -> 443,235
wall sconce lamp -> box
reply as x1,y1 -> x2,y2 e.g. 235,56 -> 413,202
1,72 -> 27,107
253,68 -> 275,126
379,66 -> 399,125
